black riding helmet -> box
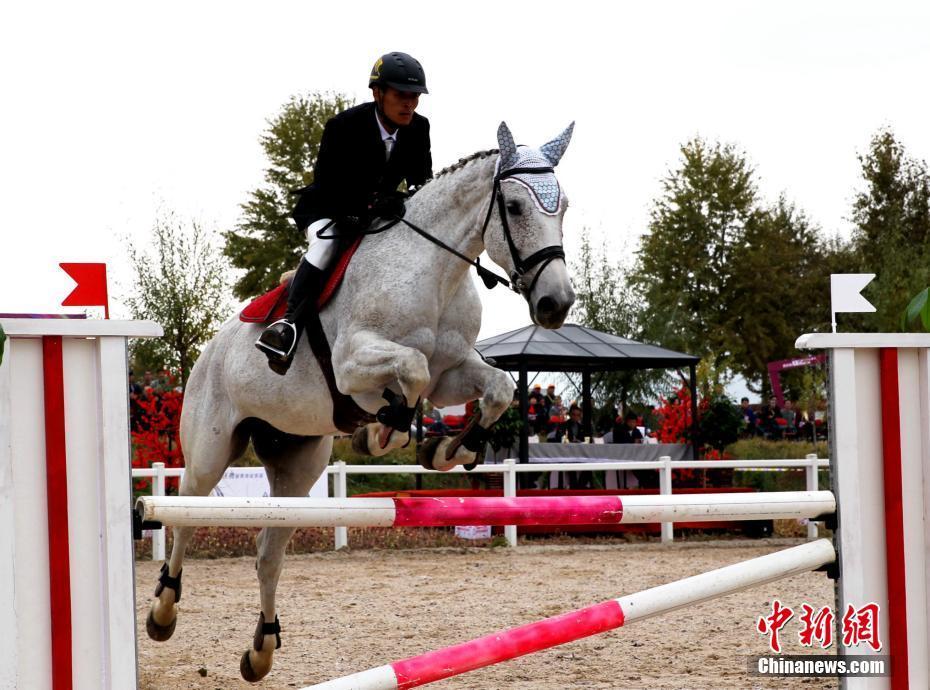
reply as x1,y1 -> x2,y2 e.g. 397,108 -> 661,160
368,52 -> 428,94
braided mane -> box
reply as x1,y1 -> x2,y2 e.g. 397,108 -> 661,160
428,148 -> 499,182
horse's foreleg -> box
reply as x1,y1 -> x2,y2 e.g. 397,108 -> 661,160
420,352 -> 515,471
334,330 -> 431,456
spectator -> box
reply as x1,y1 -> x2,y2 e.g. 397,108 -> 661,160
562,405 -> 584,442
740,397 -> 759,436
128,370 -> 142,396
612,411 -> 644,444
758,397 -> 782,439
782,399 -> 797,432
527,387 -> 545,435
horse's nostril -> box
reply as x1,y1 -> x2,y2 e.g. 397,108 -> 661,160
536,296 -> 557,315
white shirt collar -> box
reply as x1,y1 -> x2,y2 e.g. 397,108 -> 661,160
375,110 -> 396,143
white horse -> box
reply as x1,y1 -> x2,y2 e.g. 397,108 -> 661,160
146,121 -> 576,681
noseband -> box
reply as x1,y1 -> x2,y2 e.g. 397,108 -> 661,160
479,165 -> 566,300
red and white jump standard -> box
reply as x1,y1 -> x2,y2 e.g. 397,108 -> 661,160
796,333 -> 930,690
0,318 -> 161,690
301,540 -> 836,690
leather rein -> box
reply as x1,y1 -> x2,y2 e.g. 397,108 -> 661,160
333,164 -> 566,300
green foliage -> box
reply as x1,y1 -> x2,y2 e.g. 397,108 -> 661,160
487,405 -> 522,451
698,395 -> 743,451
223,91 -> 354,300
849,129 -> 930,331
634,138 -> 842,393
902,287 -> 930,331
571,228 -> 666,407
125,214 -> 231,386
726,438 -> 828,460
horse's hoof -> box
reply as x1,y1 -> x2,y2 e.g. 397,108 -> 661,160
240,649 -> 271,683
416,437 -> 443,470
146,608 -> 177,642
351,426 -> 370,455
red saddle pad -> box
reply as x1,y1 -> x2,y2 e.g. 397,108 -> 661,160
240,237 -> 363,324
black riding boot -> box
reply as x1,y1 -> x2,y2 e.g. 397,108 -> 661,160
255,259 -> 323,375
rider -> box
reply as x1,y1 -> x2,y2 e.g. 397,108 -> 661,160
256,51 -> 433,373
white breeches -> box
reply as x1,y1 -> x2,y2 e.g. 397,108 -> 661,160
305,218 -> 339,270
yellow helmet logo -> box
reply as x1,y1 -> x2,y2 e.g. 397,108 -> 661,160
370,57 -> 383,80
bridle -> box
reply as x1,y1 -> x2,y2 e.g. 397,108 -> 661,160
318,162 -> 566,301
477,164 -> 566,299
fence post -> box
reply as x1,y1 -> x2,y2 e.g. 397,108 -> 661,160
333,461 -> 348,550
805,454 -> 819,540
659,455 -> 674,544
151,462 -> 166,561
503,459 -> 518,547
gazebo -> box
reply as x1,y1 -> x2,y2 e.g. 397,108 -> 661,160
475,323 -> 701,462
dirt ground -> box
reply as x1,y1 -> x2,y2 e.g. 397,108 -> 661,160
136,539 -> 838,690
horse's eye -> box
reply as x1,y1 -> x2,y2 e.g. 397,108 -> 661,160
506,200 -> 522,215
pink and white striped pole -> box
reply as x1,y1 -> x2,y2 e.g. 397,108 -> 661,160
136,491 -> 835,529
301,539 -> 836,690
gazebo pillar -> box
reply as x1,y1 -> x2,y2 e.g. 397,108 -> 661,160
582,368 -> 592,441
518,363 -> 529,465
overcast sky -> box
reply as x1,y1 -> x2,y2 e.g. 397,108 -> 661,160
2,0 -> 929,346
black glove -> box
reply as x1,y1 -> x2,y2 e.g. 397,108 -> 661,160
336,213 -> 371,232
371,193 -> 407,219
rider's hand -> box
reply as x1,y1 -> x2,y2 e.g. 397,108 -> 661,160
371,193 -> 406,219
337,213 -> 370,232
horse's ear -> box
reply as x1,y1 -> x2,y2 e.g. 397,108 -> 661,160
497,121 -> 518,169
540,122 -> 575,166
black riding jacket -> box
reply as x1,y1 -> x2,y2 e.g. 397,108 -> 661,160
292,102 -> 432,231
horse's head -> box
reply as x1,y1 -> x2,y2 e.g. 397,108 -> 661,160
482,122 -> 576,328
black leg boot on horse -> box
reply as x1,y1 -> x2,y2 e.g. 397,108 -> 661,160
255,258 -> 324,375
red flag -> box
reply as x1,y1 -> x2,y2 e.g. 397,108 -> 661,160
60,263 -> 110,319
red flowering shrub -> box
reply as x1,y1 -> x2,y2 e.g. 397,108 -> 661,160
653,385 -> 741,483
131,388 -> 185,493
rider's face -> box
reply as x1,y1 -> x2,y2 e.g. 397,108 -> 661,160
375,86 -> 420,127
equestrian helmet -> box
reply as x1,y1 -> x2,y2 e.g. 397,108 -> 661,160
368,52 -> 428,94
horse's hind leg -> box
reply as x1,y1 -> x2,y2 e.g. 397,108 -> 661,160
240,425 -> 332,682
147,420 -> 248,641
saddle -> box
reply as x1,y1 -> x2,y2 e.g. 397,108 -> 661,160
239,236 -> 375,433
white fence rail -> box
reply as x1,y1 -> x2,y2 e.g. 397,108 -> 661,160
133,455 -> 829,559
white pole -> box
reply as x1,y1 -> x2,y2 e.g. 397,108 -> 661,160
301,540 -> 836,690
659,455 -> 673,544
136,491 -> 835,529
333,461 -> 348,550
152,462 -> 166,561
805,454 -> 819,540
503,459 -> 517,547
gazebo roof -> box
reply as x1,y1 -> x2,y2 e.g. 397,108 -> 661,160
475,323 -> 699,372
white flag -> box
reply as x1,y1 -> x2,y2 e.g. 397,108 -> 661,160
831,274 -> 875,332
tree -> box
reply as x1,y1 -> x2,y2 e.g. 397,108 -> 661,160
723,196 -> 836,389
570,228 -> 662,410
125,214 -> 231,386
633,137 -> 845,393
223,91 -> 354,300
634,138 -> 758,364
850,129 -> 930,331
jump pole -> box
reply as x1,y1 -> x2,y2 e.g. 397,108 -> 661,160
301,539 -> 836,690
0,318 -> 162,690
135,491 -> 836,529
